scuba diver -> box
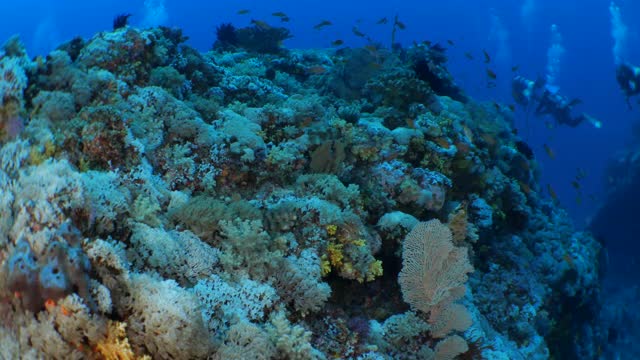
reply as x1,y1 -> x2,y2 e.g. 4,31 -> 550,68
512,75 -> 601,128
615,62 -> 640,108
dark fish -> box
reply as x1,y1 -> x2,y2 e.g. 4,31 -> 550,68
251,19 -> 271,30
314,20 -> 332,30
237,9 -> 250,15
508,104 -> 516,112
486,69 -> 497,80
515,140 -> 534,160
571,180 -> 581,189
376,17 -> 388,24
568,98 -> 583,107
464,52 -> 474,60
352,27 -> 366,37
272,12 -> 287,18
493,102 -> 500,110
395,19 -> 406,30
422,40 -> 432,47
447,39 -> 454,46
547,184 -> 558,200
511,65 -> 519,72
483,49 -> 491,63
576,168 -> 587,180
281,16 -> 290,22
487,81 -> 497,88
331,39 -> 344,46
543,144 -> 555,159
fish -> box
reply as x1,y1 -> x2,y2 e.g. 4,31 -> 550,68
352,27 -> 366,37
571,180 -> 581,189
306,66 -> 328,75
237,9 -> 250,15
482,49 -> 491,63
543,144 -> 555,159
464,52 -> 474,60
314,20 -> 332,30
511,65 -> 519,72
492,102 -> 500,111
487,81 -> 497,89
508,104 -> 516,112
272,12 -> 287,18
422,40 -> 432,47
331,39 -> 344,46
447,39 -> 455,46
576,196 -> 582,205
376,17 -> 388,25
486,69 -> 497,80
281,16 -> 291,22
364,44 -> 378,53
568,98 -> 583,107
547,184 -> 558,200
576,168 -> 587,180
395,19 -> 406,30
251,19 -> 271,30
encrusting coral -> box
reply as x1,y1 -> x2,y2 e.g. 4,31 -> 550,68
0,22 -> 604,359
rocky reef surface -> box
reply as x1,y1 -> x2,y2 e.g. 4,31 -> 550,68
0,26 -> 603,359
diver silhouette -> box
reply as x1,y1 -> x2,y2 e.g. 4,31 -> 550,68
512,76 -> 601,128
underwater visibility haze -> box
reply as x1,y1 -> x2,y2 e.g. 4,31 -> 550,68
0,0 -> 639,359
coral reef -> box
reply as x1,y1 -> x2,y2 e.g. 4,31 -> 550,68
0,25 -> 604,359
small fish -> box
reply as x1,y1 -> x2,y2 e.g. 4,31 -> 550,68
447,39 -> 454,46
395,20 -> 406,30
281,16 -> 290,22
576,168 -> 587,180
237,9 -> 250,15
492,102 -> 500,111
364,44 -> 378,53
519,180 -> 531,194
251,19 -> 271,30
464,52 -> 474,60
406,118 -> 416,129
545,121 -> 555,129
571,180 -> 581,189
511,65 -> 519,72
486,69 -> 497,80
272,12 -> 287,18
314,20 -> 332,30
306,66 -> 327,74
376,17 -> 388,25
331,39 -> 344,46
547,184 -> 558,200
434,137 -> 451,149
482,49 -> 491,63
575,196 -> 582,205
352,27 -> 366,37
508,104 -> 516,112
568,98 -> 583,107
543,144 -> 555,159
422,40 -> 433,47
487,81 -> 497,89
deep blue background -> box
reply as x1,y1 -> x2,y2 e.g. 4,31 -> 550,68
2,0 -> 639,228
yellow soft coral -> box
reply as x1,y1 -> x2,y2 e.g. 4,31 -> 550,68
94,321 -> 150,360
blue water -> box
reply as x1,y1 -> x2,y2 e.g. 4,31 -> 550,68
3,0 -> 638,227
